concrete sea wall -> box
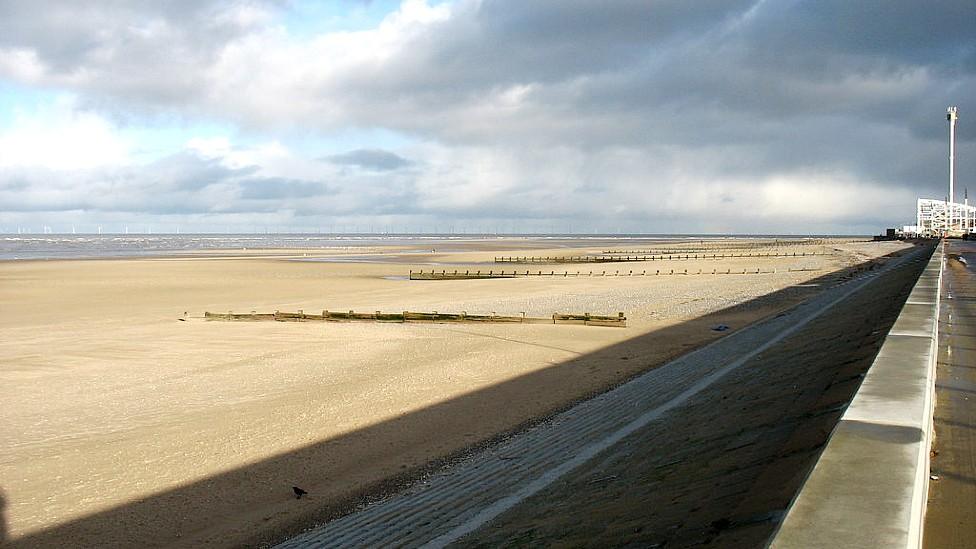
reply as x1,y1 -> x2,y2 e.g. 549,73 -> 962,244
772,243 -> 943,548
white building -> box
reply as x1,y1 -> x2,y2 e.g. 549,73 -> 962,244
916,198 -> 976,236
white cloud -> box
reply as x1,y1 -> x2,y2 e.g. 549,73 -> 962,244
0,47 -> 46,82
0,96 -> 132,170
186,137 -> 234,158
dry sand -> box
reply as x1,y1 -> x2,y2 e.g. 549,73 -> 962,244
0,238 -> 911,547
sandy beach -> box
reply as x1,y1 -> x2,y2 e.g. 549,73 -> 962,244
0,238 -> 912,547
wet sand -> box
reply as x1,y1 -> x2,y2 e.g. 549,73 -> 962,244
0,238 -> 910,547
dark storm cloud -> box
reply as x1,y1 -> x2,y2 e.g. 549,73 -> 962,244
406,0 -> 755,87
323,149 -> 412,171
741,0 -> 975,66
310,0 -> 974,206
620,0 -> 976,144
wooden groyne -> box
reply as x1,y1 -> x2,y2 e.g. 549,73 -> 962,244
410,267 -> 821,280
601,248 -> 820,255
204,310 -> 627,327
493,252 -> 828,264
600,238 -> 858,254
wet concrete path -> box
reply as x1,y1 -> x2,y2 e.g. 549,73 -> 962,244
924,240 -> 976,549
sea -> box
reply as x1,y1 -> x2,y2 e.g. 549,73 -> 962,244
0,233 -> 843,261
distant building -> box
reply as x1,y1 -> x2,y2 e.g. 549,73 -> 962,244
916,198 -> 976,237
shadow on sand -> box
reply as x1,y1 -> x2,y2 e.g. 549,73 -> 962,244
0,489 -> 7,546
6,242 -> 934,548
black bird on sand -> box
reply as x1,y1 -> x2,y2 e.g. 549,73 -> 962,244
293,486 -> 308,499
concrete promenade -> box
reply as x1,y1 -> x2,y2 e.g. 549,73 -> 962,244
923,240 -> 976,548
772,243 -> 944,548
277,244 -> 933,548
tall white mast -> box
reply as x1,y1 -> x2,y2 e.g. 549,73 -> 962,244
948,106 -> 958,230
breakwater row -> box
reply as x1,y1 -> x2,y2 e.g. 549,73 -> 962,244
409,267 -> 821,280
494,252 -> 827,264
203,309 -> 627,327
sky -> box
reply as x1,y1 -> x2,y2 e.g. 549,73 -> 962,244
0,0 -> 973,235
